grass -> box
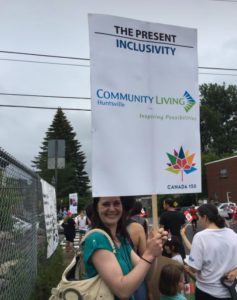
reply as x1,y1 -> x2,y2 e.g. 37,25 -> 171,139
30,246 -> 65,300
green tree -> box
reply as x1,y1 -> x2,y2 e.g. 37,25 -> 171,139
32,108 -> 90,206
200,83 -> 237,155
199,83 -> 237,198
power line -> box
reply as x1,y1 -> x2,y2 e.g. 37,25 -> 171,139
199,66 -> 237,72
211,0 -> 237,2
0,58 -> 90,67
1,70 -> 237,103
1,49 -> 237,72
0,104 -> 91,111
0,92 -> 90,100
0,50 -> 89,61
199,72 -> 237,76
3,56 -> 236,72
1,57 -> 237,74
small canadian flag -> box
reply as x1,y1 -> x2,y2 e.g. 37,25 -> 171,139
184,282 -> 195,294
184,211 -> 193,222
184,283 -> 190,294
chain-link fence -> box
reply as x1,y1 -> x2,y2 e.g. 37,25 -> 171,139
0,148 -> 44,300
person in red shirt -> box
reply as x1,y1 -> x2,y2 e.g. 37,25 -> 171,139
188,205 -> 198,233
230,206 -> 237,226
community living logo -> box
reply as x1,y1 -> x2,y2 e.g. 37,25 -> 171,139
156,90 -> 196,112
166,146 -> 197,181
183,91 -> 196,112
95,88 -> 196,112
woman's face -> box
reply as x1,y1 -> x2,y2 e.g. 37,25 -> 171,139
97,197 -> 122,228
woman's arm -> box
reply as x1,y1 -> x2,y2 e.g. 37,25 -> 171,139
91,232 -> 164,299
130,227 -> 168,267
184,264 -> 197,281
180,224 -> 192,251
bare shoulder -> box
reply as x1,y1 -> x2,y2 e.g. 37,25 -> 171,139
128,222 -> 144,234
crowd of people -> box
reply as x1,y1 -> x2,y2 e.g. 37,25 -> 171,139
181,203 -> 237,300
59,209 -> 90,252
58,198 -> 237,300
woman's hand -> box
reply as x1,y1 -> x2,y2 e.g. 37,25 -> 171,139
149,227 -> 168,243
157,227 -> 168,244
225,267 -> 237,281
143,229 -> 168,262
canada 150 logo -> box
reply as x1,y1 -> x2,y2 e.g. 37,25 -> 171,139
166,146 -> 197,181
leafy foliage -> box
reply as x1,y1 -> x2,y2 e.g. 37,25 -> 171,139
32,108 -> 91,206
200,83 -> 237,155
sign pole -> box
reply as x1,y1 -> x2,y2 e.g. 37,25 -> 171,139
55,139 -> 58,195
152,194 -> 158,231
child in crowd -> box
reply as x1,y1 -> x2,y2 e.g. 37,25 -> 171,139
159,263 -> 186,300
163,236 -> 183,264
163,237 -> 193,299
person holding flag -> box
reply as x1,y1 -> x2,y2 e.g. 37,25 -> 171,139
188,205 -> 198,233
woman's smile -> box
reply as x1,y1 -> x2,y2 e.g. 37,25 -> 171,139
97,197 -> 122,226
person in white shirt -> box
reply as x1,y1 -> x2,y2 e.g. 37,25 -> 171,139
75,211 -> 88,241
187,203 -> 237,300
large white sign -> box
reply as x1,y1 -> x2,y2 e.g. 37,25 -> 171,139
41,179 -> 59,258
89,14 -> 201,196
69,193 -> 78,214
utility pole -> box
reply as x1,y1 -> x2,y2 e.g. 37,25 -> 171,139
227,191 -> 231,203
48,139 -> 65,196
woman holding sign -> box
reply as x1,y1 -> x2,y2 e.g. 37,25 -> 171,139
82,196 -> 167,300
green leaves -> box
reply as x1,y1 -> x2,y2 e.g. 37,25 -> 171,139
200,83 -> 237,154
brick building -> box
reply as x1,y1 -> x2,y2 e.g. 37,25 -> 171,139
205,156 -> 237,205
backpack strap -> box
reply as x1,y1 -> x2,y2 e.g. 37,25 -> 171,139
220,277 -> 237,300
81,228 -> 116,253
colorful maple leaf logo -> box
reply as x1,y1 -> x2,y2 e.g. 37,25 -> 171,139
166,146 -> 197,181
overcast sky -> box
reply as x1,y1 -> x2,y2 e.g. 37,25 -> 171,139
0,0 -> 237,179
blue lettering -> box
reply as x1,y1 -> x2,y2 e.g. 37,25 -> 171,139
97,89 -> 103,98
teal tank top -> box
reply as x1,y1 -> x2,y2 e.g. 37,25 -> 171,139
83,232 -> 134,300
